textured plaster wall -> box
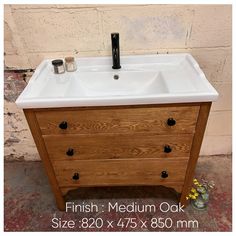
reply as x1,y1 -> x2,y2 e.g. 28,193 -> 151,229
4,4 -> 232,160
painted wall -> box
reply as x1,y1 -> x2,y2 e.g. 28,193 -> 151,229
4,4 -> 232,160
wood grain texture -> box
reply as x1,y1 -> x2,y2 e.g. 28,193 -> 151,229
179,102 -> 212,207
44,133 -> 193,161
35,105 -> 200,135
52,158 -> 189,188
23,102 -> 208,211
23,109 -> 65,211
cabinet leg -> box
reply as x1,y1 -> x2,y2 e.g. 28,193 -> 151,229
55,194 -> 66,211
179,192 -> 189,208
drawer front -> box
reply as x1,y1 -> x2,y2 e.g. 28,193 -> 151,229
44,134 -> 193,161
36,105 -> 200,135
52,158 -> 189,187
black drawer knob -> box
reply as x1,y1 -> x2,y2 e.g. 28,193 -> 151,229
66,148 -> 74,156
164,145 -> 172,153
161,171 -> 168,178
59,121 -> 67,129
72,173 -> 79,180
167,118 -> 176,126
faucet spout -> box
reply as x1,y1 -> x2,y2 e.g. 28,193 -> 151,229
111,33 -> 121,69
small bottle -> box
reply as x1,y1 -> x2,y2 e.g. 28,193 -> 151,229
65,57 -> 77,72
52,59 -> 65,74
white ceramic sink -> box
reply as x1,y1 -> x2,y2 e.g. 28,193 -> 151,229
16,54 -> 218,108
70,71 -> 167,97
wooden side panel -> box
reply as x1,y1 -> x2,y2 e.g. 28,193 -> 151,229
52,158 -> 189,188
180,102 -> 212,207
44,133 -> 193,161
35,105 -> 200,135
23,109 -> 65,211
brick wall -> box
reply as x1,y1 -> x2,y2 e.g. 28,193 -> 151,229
4,4 -> 232,160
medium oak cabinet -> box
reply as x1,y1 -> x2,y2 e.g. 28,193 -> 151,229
24,102 -> 211,211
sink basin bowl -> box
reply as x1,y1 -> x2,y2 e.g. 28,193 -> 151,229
70,71 -> 167,97
16,53 -> 218,108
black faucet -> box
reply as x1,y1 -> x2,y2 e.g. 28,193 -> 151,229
111,33 -> 121,69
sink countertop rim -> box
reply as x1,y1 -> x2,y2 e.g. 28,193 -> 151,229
15,53 -> 219,109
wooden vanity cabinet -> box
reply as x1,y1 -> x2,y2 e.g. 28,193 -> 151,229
24,102 -> 211,211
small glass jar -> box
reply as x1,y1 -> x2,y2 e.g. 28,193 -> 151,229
52,59 -> 65,74
65,57 -> 77,72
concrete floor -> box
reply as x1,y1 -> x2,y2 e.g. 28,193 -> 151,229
4,155 -> 232,232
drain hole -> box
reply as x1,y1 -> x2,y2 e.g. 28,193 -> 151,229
113,74 -> 119,80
